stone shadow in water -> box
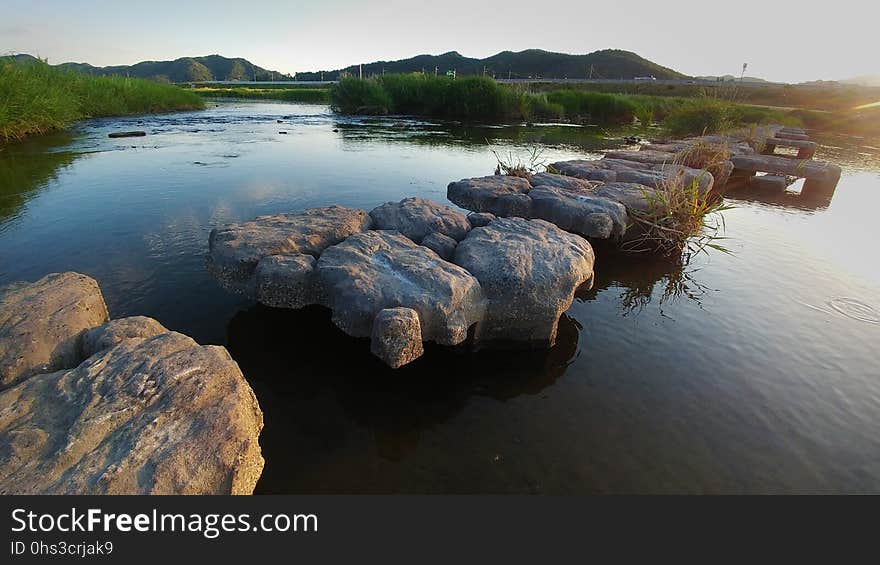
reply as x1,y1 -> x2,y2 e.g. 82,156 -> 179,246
225,303 -> 580,492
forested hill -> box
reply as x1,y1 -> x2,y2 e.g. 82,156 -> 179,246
295,49 -> 687,80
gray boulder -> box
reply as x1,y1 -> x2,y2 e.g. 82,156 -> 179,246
548,160 -> 618,182
421,232 -> 458,261
369,197 -> 471,243
255,254 -> 318,309
0,331 -> 264,495
467,212 -> 496,228
370,308 -> 424,368
529,187 -> 628,239
530,172 -> 597,193
453,218 -> 594,346
593,182 -> 660,214
208,206 -> 371,295
0,272 -> 109,389
447,176 -> 533,218
81,316 -> 168,359
317,230 -> 486,346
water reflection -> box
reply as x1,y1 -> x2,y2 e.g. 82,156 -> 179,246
225,303 -> 580,491
0,133 -> 81,225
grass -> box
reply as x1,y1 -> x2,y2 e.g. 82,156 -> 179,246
662,96 -> 802,137
194,87 -> 330,103
0,59 -> 205,143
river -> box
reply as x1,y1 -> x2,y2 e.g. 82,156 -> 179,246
1,100 -> 878,493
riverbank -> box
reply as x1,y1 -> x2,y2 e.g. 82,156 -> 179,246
328,74 -> 804,135
0,60 -> 205,143
194,86 -> 330,103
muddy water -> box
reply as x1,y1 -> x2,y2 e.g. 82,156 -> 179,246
1,101 -> 878,493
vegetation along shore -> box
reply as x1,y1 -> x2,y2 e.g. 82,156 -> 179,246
0,59 -> 204,143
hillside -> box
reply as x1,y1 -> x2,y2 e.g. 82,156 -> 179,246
3,54 -> 292,83
295,49 -> 687,81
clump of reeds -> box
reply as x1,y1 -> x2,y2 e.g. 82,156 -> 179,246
489,144 -> 546,178
623,150 -> 733,258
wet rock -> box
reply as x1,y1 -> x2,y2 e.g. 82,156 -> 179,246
528,187 -> 628,239
108,131 -> 146,138
255,254 -> 317,309
593,182 -> 660,214
530,172 -> 598,193
453,218 -> 594,346
369,197 -> 471,243
0,272 -> 109,389
317,230 -> 485,347
421,232 -> 458,261
370,308 -> 424,368
447,176 -> 533,218
0,331 -> 264,495
81,316 -> 168,359
467,212 -> 496,228
208,206 -> 371,296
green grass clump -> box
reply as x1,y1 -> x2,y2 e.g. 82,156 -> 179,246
195,87 -> 330,103
545,90 -> 641,125
0,59 -> 204,143
663,96 -> 804,137
330,77 -> 394,114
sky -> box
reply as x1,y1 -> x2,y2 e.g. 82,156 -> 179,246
2,0 -> 875,83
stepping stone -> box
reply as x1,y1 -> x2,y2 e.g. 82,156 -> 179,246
369,197 -> 470,243
749,174 -> 788,192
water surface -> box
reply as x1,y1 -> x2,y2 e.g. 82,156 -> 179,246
1,101 -> 878,493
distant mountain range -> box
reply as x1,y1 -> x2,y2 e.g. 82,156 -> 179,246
295,49 -> 687,81
7,49 -> 687,82
5,53 -> 293,82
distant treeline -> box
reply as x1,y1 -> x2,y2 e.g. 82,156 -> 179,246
0,60 -> 204,142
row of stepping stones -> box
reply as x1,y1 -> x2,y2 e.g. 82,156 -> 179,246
208,199 -> 594,368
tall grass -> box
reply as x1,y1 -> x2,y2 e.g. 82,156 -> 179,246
663,96 -> 802,137
0,60 -> 205,143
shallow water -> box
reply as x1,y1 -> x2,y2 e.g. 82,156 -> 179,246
1,101 -> 878,493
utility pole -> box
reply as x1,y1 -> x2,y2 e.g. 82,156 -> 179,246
588,64 -> 593,80
434,66 -> 438,76
359,64 -> 363,79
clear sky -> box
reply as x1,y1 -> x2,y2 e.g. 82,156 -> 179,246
2,0 -> 874,83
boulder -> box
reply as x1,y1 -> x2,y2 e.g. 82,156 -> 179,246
316,230 -> 486,346
447,176 -> 533,217
0,331 -> 264,494
255,254 -> 318,309
548,160 -> 618,182
593,182 -> 660,214
0,272 -> 109,389
453,218 -> 594,346
421,232 -> 458,261
370,308 -> 424,368
604,149 -> 677,165
530,172 -> 598,193
369,197 -> 471,243
528,187 -> 628,239
208,206 -> 371,295
81,316 -> 168,359
467,212 -> 496,228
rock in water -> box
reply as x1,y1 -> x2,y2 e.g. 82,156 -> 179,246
0,272 -> 109,389
421,232 -> 458,260
208,206 -> 372,295
254,254 -> 318,309
0,331 -> 264,495
529,186 -> 628,239
467,212 -> 496,228
447,176 -> 533,217
108,131 -> 146,138
530,172 -> 599,193
369,197 -> 471,243
453,218 -> 594,346
371,308 -> 424,368
317,230 -> 485,346
80,316 -> 168,358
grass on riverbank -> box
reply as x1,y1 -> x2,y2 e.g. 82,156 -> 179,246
0,60 -> 205,143
194,87 -> 330,103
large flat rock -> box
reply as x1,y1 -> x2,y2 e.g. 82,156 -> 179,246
316,230 -> 486,346
0,272 -> 109,389
730,154 -> 841,181
453,218 -> 594,346
0,329 -> 264,494
208,206 -> 371,295
529,186 -> 628,239
369,197 -> 471,243
447,175 -> 533,217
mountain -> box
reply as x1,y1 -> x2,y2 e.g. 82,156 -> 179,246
295,49 -> 687,81
4,54 -> 292,82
